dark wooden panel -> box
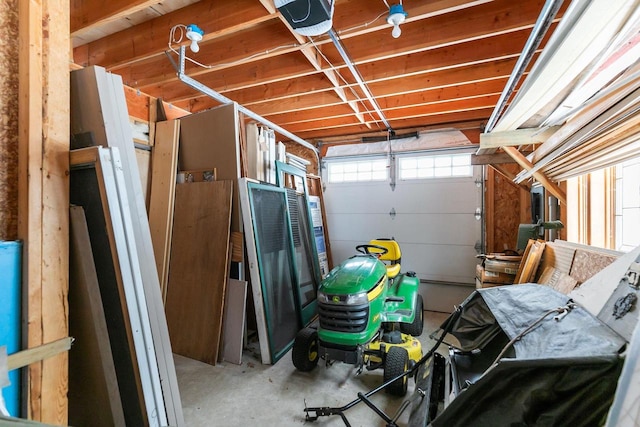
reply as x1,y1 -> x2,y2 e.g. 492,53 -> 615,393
68,206 -> 125,427
165,181 -> 233,365
69,165 -> 146,426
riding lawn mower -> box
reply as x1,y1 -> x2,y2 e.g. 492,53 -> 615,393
292,238 -> 424,396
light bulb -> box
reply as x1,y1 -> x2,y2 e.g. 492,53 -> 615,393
185,24 -> 204,54
391,24 -> 401,38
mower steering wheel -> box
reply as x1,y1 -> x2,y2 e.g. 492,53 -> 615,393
355,244 -> 389,257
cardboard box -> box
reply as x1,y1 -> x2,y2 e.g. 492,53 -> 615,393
484,258 -> 520,275
476,264 -> 515,285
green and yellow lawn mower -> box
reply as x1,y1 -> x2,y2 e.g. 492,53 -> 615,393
292,238 -> 424,396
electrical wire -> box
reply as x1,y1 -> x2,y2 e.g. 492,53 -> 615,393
290,0 -> 312,23
168,24 -> 307,71
307,36 -> 383,127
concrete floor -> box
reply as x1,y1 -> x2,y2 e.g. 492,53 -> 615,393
175,310 -> 450,427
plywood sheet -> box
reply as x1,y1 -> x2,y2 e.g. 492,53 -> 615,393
68,206 -> 125,427
570,249 -> 619,284
165,181 -> 233,365
222,279 -> 247,365
135,148 -> 151,210
179,104 -> 241,232
148,119 -> 180,303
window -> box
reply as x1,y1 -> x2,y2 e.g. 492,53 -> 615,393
327,159 -> 388,183
615,158 -> 640,251
399,153 -> 472,180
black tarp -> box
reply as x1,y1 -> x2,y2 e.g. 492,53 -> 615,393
424,285 -> 627,427
446,284 -> 626,358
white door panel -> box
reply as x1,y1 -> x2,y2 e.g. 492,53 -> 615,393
324,155 -> 481,287
391,214 -> 478,245
402,243 -> 478,283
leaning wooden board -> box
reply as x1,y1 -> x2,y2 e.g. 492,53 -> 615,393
70,147 -> 149,426
148,119 -> 180,304
165,181 -> 233,365
68,206 -> 126,427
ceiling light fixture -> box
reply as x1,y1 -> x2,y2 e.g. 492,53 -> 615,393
185,24 -> 204,53
387,4 -> 407,39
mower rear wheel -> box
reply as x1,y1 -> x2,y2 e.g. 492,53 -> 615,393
401,295 -> 424,337
292,328 -> 319,372
384,347 -> 409,396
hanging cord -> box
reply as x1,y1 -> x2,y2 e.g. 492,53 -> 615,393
488,301 -> 577,369
167,24 -> 305,70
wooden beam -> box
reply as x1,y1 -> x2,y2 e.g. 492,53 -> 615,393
267,91 -> 501,125
18,0 -> 70,422
171,54 -> 524,114
472,151 -> 532,165
7,338 -> 73,371
503,146 -> 566,204
119,0 -> 550,91
71,0 -> 157,34
479,127 -> 560,150
293,108 -> 494,140
73,0 -> 274,67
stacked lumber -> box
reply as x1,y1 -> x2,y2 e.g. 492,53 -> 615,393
515,239 -> 620,294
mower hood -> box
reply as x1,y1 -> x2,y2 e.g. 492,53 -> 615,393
320,255 -> 387,296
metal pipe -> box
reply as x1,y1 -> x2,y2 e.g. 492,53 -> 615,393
171,46 -> 319,160
327,29 -> 393,131
484,0 -> 564,133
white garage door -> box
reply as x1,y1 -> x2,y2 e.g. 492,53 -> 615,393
323,150 -> 482,286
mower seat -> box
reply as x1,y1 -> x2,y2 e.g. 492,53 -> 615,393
369,239 -> 402,279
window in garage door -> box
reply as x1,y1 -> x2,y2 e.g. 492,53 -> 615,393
323,149 -> 482,286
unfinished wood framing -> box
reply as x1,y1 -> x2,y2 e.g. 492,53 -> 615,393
165,181 -> 233,365
17,0 -> 69,421
503,146 -> 566,204
148,119 -> 180,303
477,127 -> 558,153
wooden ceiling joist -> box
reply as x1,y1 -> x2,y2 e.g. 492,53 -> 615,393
70,0 -> 567,146
478,126 -> 559,153
503,146 -> 566,204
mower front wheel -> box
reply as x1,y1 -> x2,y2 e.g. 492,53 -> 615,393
292,328 -> 319,372
384,347 -> 409,396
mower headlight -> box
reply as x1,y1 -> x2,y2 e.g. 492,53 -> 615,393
345,292 -> 368,305
317,291 -> 330,303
